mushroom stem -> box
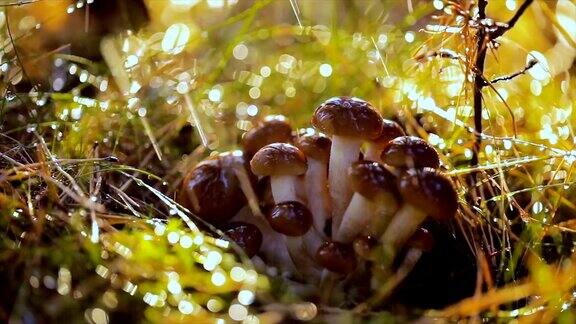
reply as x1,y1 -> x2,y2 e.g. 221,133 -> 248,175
270,175 -> 300,203
329,135 -> 362,233
273,235 -> 299,276
364,194 -> 399,237
381,204 -> 427,251
335,194 -> 374,243
337,192 -> 398,243
302,228 -> 323,258
286,237 -> 321,281
318,269 -> 338,304
403,247 -> 425,267
305,158 -> 331,234
364,144 -> 382,162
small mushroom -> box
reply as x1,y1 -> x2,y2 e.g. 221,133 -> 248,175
230,206 -> 296,275
353,235 -> 378,260
315,240 -> 358,304
397,227 -> 436,271
242,115 -> 293,157
252,143 -> 322,267
361,228 -> 436,309
267,201 -> 320,280
316,241 -> 357,275
405,227 -> 435,253
250,143 -> 307,204
395,227 -> 436,281
295,132 -> 332,235
364,119 -> 405,162
381,168 -> 457,253
380,136 -> 440,170
335,161 -> 398,243
224,221 -> 263,258
312,97 -> 383,234
267,201 -> 313,236
178,153 -> 251,225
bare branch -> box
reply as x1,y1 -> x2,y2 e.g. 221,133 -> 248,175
504,0 -> 534,30
470,0 -> 534,168
478,0 -> 488,19
490,0 -> 534,39
470,0 -> 488,168
488,59 -> 537,85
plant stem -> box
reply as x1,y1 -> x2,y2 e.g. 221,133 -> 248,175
470,0 -> 533,168
471,0 -> 488,168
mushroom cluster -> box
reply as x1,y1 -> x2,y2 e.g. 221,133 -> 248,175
178,96 -> 458,299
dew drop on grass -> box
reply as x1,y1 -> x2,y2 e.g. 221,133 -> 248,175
532,201 -> 543,214
162,23 -> 190,54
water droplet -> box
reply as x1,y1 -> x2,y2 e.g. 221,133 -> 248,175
26,125 -> 37,133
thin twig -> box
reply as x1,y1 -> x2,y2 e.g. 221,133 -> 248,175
470,0 -> 534,167
470,0 -> 488,167
491,0 -> 535,40
5,7 -> 32,86
488,59 -> 537,85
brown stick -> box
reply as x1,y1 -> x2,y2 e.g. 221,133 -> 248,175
470,0 -> 534,169
488,59 -> 537,85
470,0 -> 488,168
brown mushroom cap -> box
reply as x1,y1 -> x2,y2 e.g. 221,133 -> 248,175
399,168 -> 458,221
371,119 -> 405,148
224,222 -> 263,257
250,143 -> 307,177
242,115 -> 293,157
381,136 -> 440,169
311,96 -> 383,139
179,154 -> 248,224
349,160 -> 398,199
295,133 -> 331,162
316,241 -> 357,274
406,227 -> 435,252
267,201 -> 313,236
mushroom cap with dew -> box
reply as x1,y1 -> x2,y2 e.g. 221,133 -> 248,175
295,133 -> 331,162
381,136 -> 440,169
406,227 -> 435,252
371,119 -> 405,148
179,153 -> 250,224
316,241 -> 357,274
312,97 -> 383,139
267,201 -> 313,236
224,222 -> 263,257
242,115 -> 293,157
349,160 -> 398,199
250,143 -> 307,177
399,168 -> 458,221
